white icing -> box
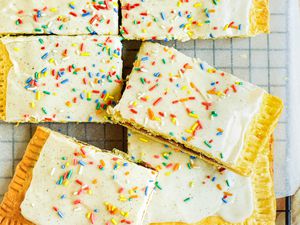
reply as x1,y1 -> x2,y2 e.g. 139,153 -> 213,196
114,42 -> 265,164
2,36 -> 123,122
21,131 -> 157,225
128,131 -> 253,224
121,0 -> 253,41
0,0 -> 118,35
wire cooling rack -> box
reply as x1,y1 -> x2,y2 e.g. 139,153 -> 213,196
0,0 -> 292,223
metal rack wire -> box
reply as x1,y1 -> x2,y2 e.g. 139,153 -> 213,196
286,196 -> 292,225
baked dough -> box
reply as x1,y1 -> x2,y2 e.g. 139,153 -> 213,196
120,0 -> 269,41
128,131 -> 276,225
110,42 -> 283,176
0,126 -> 158,225
0,35 -> 123,123
0,0 -> 118,35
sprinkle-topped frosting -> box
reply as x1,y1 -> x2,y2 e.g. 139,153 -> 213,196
21,130 -> 157,225
128,131 -> 253,224
2,36 -> 123,122
112,42 -> 265,165
120,0 -> 253,41
0,0 -> 118,35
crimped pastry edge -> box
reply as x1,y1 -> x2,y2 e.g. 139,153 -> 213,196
0,40 -> 12,121
234,94 -> 282,176
249,0 -> 270,35
0,127 -> 49,225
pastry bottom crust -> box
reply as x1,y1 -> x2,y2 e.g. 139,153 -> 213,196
149,137 -> 276,225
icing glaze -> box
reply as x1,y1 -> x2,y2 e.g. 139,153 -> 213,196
128,131 -> 253,224
2,35 -> 123,122
21,130 -> 157,225
113,42 -> 265,165
121,0 -> 253,41
0,0 -> 118,35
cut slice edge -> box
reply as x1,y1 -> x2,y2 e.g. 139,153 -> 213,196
111,93 -> 283,177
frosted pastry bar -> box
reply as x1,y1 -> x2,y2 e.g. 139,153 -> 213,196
128,131 -> 276,224
0,127 -> 157,225
0,35 -> 123,123
0,0 -> 118,35
111,42 -> 283,176
120,0 -> 269,41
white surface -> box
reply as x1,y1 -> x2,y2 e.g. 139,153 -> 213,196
273,0 -> 300,198
283,0 -> 300,198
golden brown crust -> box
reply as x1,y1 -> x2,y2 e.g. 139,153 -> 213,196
112,93 -> 283,177
235,94 -> 282,176
0,126 -> 50,225
0,40 -> 12,121
149,138 -> 276,225
249,0 -> 270,34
